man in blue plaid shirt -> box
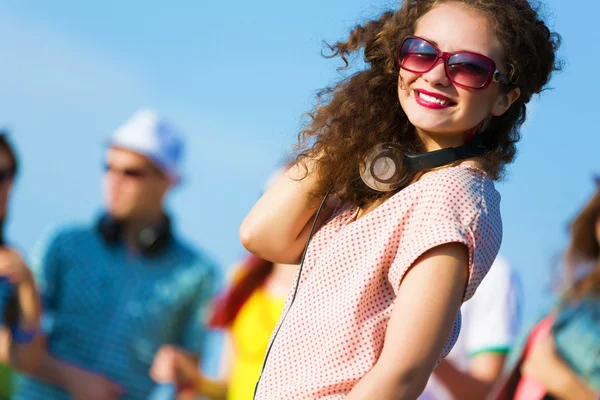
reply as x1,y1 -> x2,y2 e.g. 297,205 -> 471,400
14,110 -> 219,400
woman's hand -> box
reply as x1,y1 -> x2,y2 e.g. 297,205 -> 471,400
0,247 -> 40,329
150,345 -> 201,387
522,334 -> 598,400
240,160 -> 336,264
150,346 -> 228,400
0,248 -> 34,286
521,334 -> 563,389
0,247 -> 42,373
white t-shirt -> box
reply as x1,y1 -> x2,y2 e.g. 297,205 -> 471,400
419,255 -> 521,400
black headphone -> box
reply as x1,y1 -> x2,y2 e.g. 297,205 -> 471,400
97,213 -> 172,256
360,134 -> 488,192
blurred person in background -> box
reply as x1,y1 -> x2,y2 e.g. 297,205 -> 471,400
491,182 -> 600,400
420,255 -> 522,400
150,165 -> 298,400
13,110 -> 218,400
0,132 -> 43,399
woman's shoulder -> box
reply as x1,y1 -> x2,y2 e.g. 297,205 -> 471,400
401,164 -> 498,204
422,164 -> 494,191
387,164 -> 501,226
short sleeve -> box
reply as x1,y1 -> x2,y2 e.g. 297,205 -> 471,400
463,256 -> 522,356
177,260 -> 219,356
387,169 -> 502,302
29,228 -> 64,334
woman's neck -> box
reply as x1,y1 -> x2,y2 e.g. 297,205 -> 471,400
416,128 -> 484,170
417,128 -> 466,151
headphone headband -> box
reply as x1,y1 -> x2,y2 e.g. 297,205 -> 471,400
97,214 -> 172,256
361,135 -> 488,192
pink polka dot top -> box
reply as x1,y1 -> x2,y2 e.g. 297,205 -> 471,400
255,165 -> 503,399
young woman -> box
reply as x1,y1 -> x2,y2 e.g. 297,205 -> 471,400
240,0 -> 560,398
508,185 -> 600,400
0,133 -> 43,399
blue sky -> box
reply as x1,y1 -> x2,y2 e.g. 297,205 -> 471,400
1,0 -> 599,328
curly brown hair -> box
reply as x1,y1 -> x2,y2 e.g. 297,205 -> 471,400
0,132 -> 18,177
295,0 -> 561,208
564,188 -> 600,301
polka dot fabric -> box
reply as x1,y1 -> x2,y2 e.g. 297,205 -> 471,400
255,165 -> 502,399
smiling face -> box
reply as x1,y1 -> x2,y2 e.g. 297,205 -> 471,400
398,2 -> 520,149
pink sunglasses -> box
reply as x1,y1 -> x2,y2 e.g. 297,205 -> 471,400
398,36 -> 510,90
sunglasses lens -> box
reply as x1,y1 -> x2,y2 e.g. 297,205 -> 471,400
0,171 -> 13,182
447,53 -> 494,89
104,163 -> 147,179
123,169 -> 146,178
399,38 -> 438,72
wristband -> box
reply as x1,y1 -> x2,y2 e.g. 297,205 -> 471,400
10,324 -> 37,344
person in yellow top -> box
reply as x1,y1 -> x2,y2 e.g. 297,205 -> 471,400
150,166 -> 297,400
219,257 -> 293,400
150,254 -> 297,400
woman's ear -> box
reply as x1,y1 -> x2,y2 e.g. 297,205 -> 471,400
491,87 -> 521,117
398,74 -> 407,91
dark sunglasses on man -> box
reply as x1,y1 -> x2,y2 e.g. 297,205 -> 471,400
0,132 -> 16,184
0,169 -> 15,184
103,163 -> 161,180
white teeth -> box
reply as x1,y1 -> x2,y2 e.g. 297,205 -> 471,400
418,91 -> 450,106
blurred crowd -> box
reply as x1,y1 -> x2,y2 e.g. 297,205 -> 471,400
0,109 -> 597,400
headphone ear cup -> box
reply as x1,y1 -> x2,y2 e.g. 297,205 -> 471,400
98,215 -> 121,244
360,143 -> 408,192
137,217 -> 172,256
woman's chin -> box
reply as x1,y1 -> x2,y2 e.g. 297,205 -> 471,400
407,112 -> 451,131
411,122 -> 457,135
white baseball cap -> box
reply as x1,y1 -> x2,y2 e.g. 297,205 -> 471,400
109,109 -> 184,182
